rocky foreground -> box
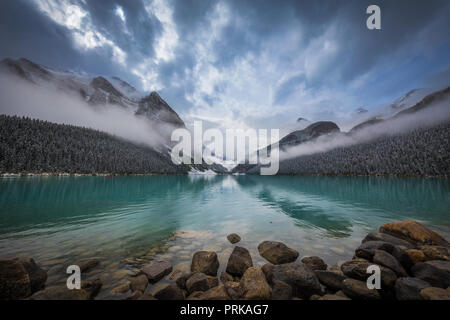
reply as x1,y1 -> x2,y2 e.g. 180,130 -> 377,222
1,220 -> 450,300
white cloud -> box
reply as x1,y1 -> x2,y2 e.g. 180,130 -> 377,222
115,6 -> 126,23
33,0 -> 127,65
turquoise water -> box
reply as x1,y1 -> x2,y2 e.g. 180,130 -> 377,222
0,175 -> 449,298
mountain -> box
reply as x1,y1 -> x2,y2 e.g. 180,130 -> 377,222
278,121 -> 340,149
0,58 -> 184,128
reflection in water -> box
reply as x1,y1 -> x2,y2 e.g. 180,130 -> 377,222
0,175 -> 449,298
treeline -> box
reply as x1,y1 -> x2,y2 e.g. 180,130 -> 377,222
272,123 -> 450,176
0,115 -> 189,174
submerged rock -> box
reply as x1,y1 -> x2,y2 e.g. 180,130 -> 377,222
227,234 -> 241,244
301,256 -> 327,271
226,246 -> 253,277
129,274 -> 148,293
191,251 -> 219,276
0,255 -> 47,300
77,258 -> 100,273
142,260 -> 172,283
394,277 -> 430,300
258,241 -> 299,265
379,220 -> 449,247
240,267 -> 271,300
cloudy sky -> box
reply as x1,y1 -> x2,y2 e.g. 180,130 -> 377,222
1,0 -> 450,130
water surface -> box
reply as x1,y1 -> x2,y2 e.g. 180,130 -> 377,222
0,175 -> 449,298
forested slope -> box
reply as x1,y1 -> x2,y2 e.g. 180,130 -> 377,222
0,115 -> 188,174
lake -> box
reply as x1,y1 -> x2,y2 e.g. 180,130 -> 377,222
0,175 -> 449,298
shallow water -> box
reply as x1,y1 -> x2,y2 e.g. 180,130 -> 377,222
0,175 -> 449,298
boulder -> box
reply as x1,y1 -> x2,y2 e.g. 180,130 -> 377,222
154,284 -> 185,300
342,279 -> 381,300
142,260 -> 172,283
391,246 -> 415,271
124,290 -> 143,300
227,234 -> 241,244
176,272 -> 193,290
354,241 -> 394,261
424,260 -> 450,273
373,249 -> 407,277
271,280 -> 292,300
319,294 -> 351,300
362,232 -> 415,249
186,291 -> 204,300
138,294 -> 157,300
406,249 -> 427,264
315,270 -> 346,291
129,274 -> 148,292
419,245 -> 450,261
111,281 -> 130,294
199,285 -> 231,300
268,263 -> 322,299
411,262 -> 450,288
341,260 -> 397,288
223,281 -> 244,300
394,277 -> 430,300
379,220 -> 449,247
261,263 -> 274,282
30,286 -> 91,300
301,256 -> 327,271
77,258 -> 100,273
226,246 -> 253,277
191,251 -> 219,276
82,279 -> 102,299
220,271 -> 235,283
258,241 -> 299,265
185,272 -> 218,293
0,255 -> 47,300
420,287 -> 450,300
240,267 -> 271,300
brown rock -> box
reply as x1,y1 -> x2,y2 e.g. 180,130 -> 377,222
82,278 -> 102,299
411,262 -> 450,288
129,274 -> 148,292
186,291 -> 204,300
77,258 -> 100,273
138,294 -> 157,300
185,272 -> 218,293
319,294 -> 351,300
240,267 -> 271,300
227,233 -> 241,244
406,249 -> 427,264
424,260 -> 450,273
199,285 -> 231,300
191,251 -> 219,276
315,270 -> 346,291
342,279 -> 381,300
142,260 -> 172,283
379,220 -> 449,247
271,280 -> 292,300
301,256 -> 327,271
226,246 -> 253,277
30,286 -> 91,300
220,271 -> 234,283
258,241 -> 299,265
154,284 -> 184,300
111,281 -> 130,294
362,232 -> 415,249
373,249 -> 407,277
419,245 -> 450,261
223,281 -> 244,299
420,287 -> 450,300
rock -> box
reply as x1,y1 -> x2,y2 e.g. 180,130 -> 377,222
315,270 -> 346,291
124,290 -> 143,300
411,262 -> 450,288
373,249 -> 407,277
129,274 -> 148,292
420,287 -> 450,300
379,220 -> 449,247
424,260 -> 450,273
154,284 -> 185,300
268,263 -> 322,299
319,294 -> 351,300
261,263 -> 274,282
142,260 -> 172,283
223,281 -> 244,300
220,271 -> 234,283
271,280 -> 292,300
0,255 -> 47,300
335,290 -> 350,298
191,251 -> 219,276
185,272 -> 218,293
419,245 -> 450,261
240,267 -> 271,300
342,279 -> 381,300
111,281 -> 130,294
341,260 -> 397,288
309,294 -> 321,300
301,256 -> 327,271
362,232 -> 415,249
199,285 -> 231,300
392,246 -> 415,271
82,279 -> 102,299
30,286 -> 91,300
138,294 -> 157,300
406,249 -> 427,264
355,241 -> 394,261
258,241 -> 299,265
394,277 -> 430,300
227,233 -> 241,244
176,272 -> 193,290
187,291 -> 204,300
77,258 -> 100,273
226,246 -> 253,277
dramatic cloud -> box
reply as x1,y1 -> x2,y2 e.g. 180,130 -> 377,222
1,0 -> 450,131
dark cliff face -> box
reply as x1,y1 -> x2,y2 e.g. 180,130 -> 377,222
279,121 -> 340,147
393,86 -> 450,118
136,92 -> 185,128
0,58 -> 53,82
88,76 -> 127,108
